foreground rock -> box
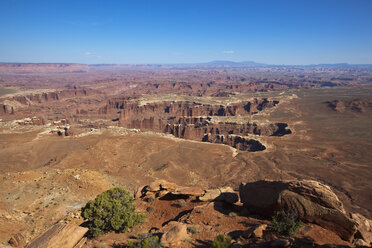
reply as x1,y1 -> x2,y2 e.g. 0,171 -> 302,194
198,186 -> 239,204
160,221 -> 188,247
8,233 -> 26,247
25,223 -> 88,248
351,213 -> 372,244
138,180 -> 239,205
239,180 -> 357,241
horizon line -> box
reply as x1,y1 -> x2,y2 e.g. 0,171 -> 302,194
1,61 -> 372,67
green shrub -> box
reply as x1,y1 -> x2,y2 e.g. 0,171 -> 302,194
127,234 -> 163,248
81,187 -> 145,237
272,210 -> 303,236
146,195 -> 156,203
187,225 -> 199,234
228,212 -> 237,218
146,206 -> 154,213
176,199 -> 186,208
211,234 -> 232,248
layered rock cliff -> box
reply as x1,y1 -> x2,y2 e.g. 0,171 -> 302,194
108,99 -> 291,151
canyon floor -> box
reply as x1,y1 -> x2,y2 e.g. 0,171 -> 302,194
0,64 -> 371,247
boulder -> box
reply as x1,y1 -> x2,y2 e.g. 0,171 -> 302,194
244,224 -> 267,239
216,192 -> 239,204
172,186 -> 205,196
25,223 -> 88,248
148,180 -> 178,192
198,187 -> 238,204
73,237 -> 87,248
198,189 -> 221,201
354,238 -> 369,247
350,213 -> 372,244
160,221 -> 188,247
239,180 -> 357,241
8,233 -> 26,247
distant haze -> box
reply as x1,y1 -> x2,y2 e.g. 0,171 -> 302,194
0,0 -> 371,64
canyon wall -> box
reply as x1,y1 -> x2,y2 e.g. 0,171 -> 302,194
114,99 -> 291,151
0,89 -> 100,114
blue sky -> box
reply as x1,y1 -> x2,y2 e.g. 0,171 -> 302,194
0,0 -> 371,64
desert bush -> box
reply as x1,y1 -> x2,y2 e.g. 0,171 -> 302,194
81,187 -> 145,237
187,225 -> 199,234
228,212 -> 237,218
272,209 -> 303,236
146,206 -> 154,213
146,195 -> 156,203
126,234 -> 163,248
211,234 -> 232,248
176,199 -> 186,208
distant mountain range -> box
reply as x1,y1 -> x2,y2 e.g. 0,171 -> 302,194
1,61 -> 372,69
200,60 -> 267,67
194,61 -> 372,68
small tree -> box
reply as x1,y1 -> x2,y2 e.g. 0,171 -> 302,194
127,234 -> 163,248
211,234 -> 232,248
272,210 -> 303,236
81,187 -> 145,237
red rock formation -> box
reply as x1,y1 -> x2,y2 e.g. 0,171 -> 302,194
239,180 -> 358,241
325,99 -> 372,113
113,99 -> 290,151
120,81 -> 289,97
0,89 -> 100,114
0,63 -> 89,73
101,98 -> 278,116
0,104 -> 14,114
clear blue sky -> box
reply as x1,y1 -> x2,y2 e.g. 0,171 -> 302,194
1,0 -> 372,64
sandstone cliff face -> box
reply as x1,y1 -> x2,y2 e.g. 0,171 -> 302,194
0,63 -> 89,73
325,98 -> 372,113
0,89 -> 99,114
1,103 -> 14,114
119,81 -> 289,97
100,98 -> 278,115
112,99 -> 290,151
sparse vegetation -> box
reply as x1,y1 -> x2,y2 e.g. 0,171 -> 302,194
195,208 -> 204,214
272,210 -> 303,236
211,234 -> 232,248
146,206 -> 154,213
81,187 -> 145,237
176,199 -> 186,208
146,195 -> 156,203
126,234 -> 163,248
187,225 -> 199,234
228,212 -> 237,218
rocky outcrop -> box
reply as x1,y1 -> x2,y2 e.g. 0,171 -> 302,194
102,98 -> 279,116
198,187 -> 238,203
118,81 -> 289,97
1,103 -> 14,114
239,180 -> 358,241
325,99 -> 372,113
137,180 -> 238,204
8,233 -> 26,247
0,89 -> 101,114
160,221 -> 188,247
351,213 -> 372,245
0,63 -> 89,73
102,99 -> 290,151
25,223 -> 88,248
13,116 -> 45,125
